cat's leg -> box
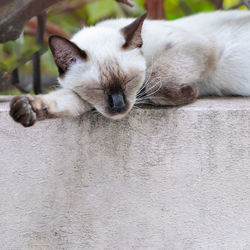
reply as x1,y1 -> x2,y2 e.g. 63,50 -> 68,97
9,88 -> 92,127
143,39 -> 215,106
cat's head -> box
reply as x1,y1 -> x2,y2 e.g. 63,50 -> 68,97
49,14 -> 147,120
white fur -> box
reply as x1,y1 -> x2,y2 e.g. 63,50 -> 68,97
61,26 -> 146,90
42,89 -> 92,117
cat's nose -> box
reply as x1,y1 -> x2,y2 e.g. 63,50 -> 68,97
108,90 -> 128,113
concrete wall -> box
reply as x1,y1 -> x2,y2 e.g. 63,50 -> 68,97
0,98 -> 250,250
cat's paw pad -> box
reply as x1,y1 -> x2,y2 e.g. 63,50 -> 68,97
9,96 -> 37,127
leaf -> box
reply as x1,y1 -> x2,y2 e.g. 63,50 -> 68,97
86,0 -> 117,24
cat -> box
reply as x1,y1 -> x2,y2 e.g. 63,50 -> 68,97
10,10 -> 250,127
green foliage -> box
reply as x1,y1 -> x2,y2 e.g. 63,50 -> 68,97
48,13 -> 80,33
86,0 -> 117,24
0,35 -> 44,77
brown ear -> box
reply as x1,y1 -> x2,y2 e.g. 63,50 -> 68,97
121,13 -> 147,49
48,35 -> 87,75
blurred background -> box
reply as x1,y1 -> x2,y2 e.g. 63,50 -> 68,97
0,0 -> 248,97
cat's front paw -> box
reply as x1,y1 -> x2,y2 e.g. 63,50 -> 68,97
9,96 -> 37,127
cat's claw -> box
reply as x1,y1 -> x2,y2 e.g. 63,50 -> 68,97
9,96 -> 37,127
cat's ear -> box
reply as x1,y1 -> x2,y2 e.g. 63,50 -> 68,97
48,35 -> 87,75
121,13 -> 147,49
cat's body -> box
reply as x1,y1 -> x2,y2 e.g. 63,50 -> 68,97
10,10 -> 250,126
98,10 -> 250,97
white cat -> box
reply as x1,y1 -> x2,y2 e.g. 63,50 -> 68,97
10,10 -> 250,127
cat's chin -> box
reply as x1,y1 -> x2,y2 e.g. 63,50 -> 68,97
97,108 -> 131,120
94,100 -> 135,120
99,110 -> 130,120
108,113 -> 129,120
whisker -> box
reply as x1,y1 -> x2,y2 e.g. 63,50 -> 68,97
133,105 -> 143,110
135,101 -> 159,107
145,82 -> 162,98
143,78 -> 162,95
142,78 -> 162,98
136,77 -> 161,99
135,101 -> 151,105
137,94 -> 171,102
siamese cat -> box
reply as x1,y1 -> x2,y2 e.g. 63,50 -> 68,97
10,10 -> 250,127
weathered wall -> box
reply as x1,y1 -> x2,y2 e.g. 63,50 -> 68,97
0,98 -> 250,250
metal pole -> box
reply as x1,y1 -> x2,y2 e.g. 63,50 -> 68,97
32,12 -> 46,94
11,68 -> 19,87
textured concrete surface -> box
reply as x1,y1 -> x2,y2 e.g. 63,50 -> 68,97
0,98 -> 250,250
